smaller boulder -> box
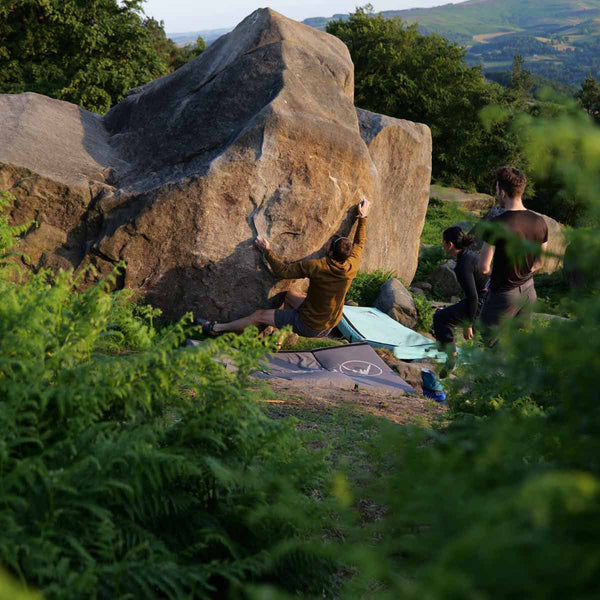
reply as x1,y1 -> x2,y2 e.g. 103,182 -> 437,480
374,278 -> 418,329
430,184 -> 495,214
429,260 -> 462,298
410,286 -> 426,297
412,281 -> 432,291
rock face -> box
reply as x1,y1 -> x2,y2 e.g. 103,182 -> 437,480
430,184 -> 495,214
482,206 -> 565,275
374,278 -> 418,329
0,9 -> 432,320
429,260 -> 463,298
357,109 -> 431,284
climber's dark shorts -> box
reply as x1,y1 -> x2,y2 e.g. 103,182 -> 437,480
274,308 -> 331,338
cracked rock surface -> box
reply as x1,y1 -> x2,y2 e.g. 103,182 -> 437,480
0,8 -> 431,320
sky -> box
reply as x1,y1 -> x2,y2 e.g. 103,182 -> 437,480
139,1 -> 469,34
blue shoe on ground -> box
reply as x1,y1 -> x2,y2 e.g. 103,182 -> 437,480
423,388 -> 447,403
421,368 -> 447,403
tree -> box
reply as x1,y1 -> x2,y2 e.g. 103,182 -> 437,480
327,7 -> 521,189
576,74 -> 600,123
0,0 -> 167,113
508,53 -> 534,101
143,17 -> 206,73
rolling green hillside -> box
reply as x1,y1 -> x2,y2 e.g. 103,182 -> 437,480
305,0 -> 600,85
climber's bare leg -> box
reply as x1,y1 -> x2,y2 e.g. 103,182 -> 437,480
213,309 -> 276,333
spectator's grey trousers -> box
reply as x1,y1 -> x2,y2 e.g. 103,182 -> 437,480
480,278 -> 537,346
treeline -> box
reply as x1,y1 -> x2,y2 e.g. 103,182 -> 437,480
327,7 -> 600,226
468,33 -> 600,87
469,34 -> 556,59
2,2 -> 600,225
0,0 -> 205,114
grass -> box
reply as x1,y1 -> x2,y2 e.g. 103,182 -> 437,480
263,397 -> 443,486
280,334 -> 346,352
420,198 -> 478,246
346,269 -> 397,306
534,269 -> 573,316
414,245 -> 446,284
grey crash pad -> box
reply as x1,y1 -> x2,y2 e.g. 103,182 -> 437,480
255,342 -> 416,395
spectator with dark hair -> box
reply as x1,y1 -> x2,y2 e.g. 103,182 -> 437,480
478,166 -> 548,346
195,198 -> 370,338
433,225 -> 489,374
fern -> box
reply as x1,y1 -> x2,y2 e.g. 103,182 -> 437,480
0,199 -> 337,599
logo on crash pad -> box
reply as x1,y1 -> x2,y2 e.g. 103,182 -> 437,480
340,360 -> 383,377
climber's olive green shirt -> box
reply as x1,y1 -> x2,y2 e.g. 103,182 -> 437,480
264,217 -> 367,332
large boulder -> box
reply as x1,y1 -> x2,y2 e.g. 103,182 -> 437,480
374,278 -> 418,329
0,9 -> 432,320
357,109 -> 431,283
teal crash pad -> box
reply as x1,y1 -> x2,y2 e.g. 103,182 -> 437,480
338,306 -> 447,362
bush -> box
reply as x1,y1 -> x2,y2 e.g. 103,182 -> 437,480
327,7 -> 523,190
411,293 -> 435,333
338,99 -> 600,600
346,269 -> 396,306
0,196 -> 337,599
420,198 -> 477,246
414,245 -> 446,283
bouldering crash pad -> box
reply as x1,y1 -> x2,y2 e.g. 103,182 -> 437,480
254,342 -> 416,395
338,306 -> 446,362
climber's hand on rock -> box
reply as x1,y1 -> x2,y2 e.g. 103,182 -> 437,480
255,236 -> 270,252
358,197 -> 370,218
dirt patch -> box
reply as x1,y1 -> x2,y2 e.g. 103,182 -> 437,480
262,379 -> 447,425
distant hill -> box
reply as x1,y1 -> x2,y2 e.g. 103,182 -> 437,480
167,27 -> 232,46
304,0 -> 600,86
169,1 -> 600,85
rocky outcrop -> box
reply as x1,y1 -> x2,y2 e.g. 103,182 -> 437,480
429,260 -> 462,298
430,184 -> 495,214
1,9 -> 432,320
374,278 -> 418,329
357,109 -> 431,284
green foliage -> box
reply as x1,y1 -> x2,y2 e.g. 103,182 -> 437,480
0,0 -> 168,113
143,17 -> 206,73
411,293 -> 435,333
512,95 -> 600,226
312,1 -> 600,88
0,203 -> 337,598
327,7 -> 523,189
0,569 -> 42,600
414,245 -> 446,283
339,98 -> 600,600
507,54 -> 534,101
346,269 -> 396,306
281,335 -> 345,352
420,197 -> 477,246
576,74 -> 600,123
533,269 -> 572,316
0,192 -> 35,270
